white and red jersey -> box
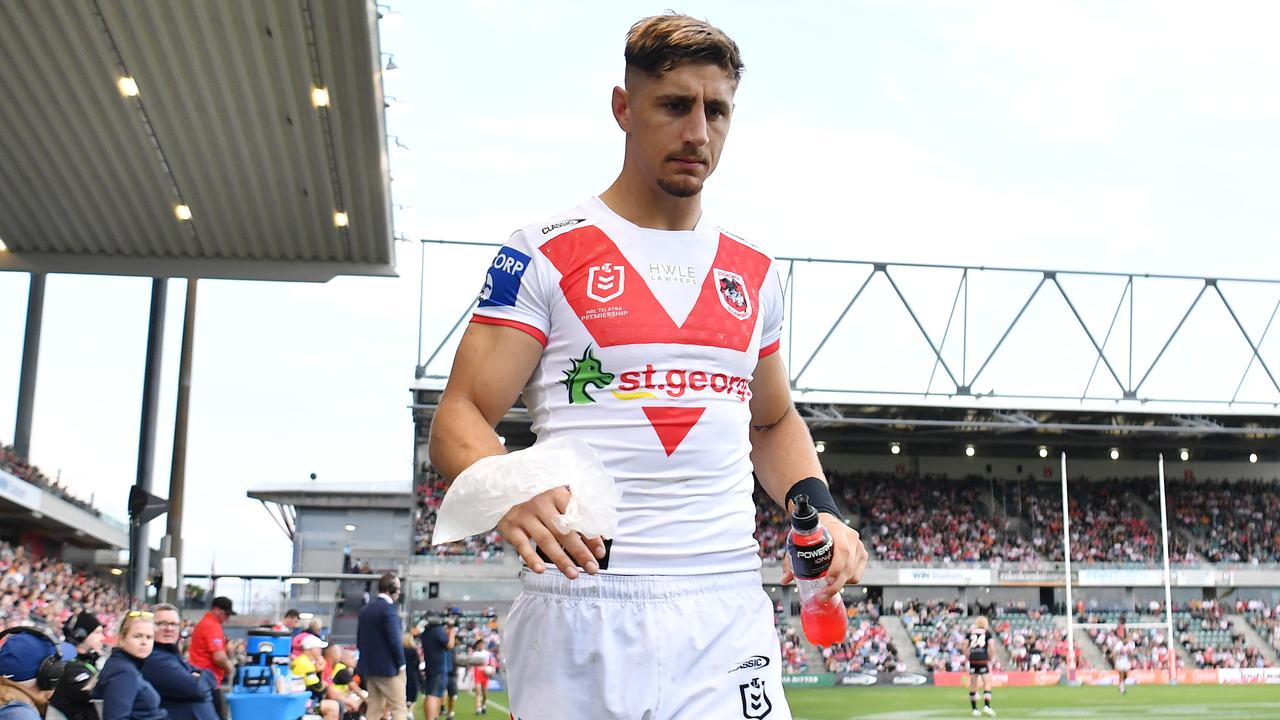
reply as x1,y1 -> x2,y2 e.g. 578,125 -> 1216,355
471,197 -> 785,575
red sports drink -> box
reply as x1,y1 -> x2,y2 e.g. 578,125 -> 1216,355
786,494 -> 848,646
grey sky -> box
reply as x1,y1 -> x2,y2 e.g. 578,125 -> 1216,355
2,1 -> 1279,578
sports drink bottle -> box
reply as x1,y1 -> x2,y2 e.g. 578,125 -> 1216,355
786,494 -> 848,646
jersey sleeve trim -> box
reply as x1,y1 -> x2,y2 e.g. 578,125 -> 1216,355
759,339 -> 781,359
470,315 -> 548,347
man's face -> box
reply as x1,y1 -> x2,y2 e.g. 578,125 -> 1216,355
617,62 -> 736,199
155,610 -> 181,645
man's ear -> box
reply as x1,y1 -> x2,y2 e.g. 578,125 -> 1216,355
611,85 -> 630,132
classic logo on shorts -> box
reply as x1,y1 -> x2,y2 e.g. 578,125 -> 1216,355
715,268 -> 751,320
587,263 -> 624,303
739,677 -> 772,718
728,656 -> 770,673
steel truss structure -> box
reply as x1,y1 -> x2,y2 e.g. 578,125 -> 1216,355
414,240 -> 1280,411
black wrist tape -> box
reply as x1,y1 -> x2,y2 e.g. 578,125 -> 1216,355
785,476 -> 840,518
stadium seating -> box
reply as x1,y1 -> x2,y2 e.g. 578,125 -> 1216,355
1079,611 -> 1168,670
1239,600 -> 1280,656
824,599 -> 899,674
898,599 -> 969,672
0,540 -> 131,634
0,443 -> 101,517
1169,480 -> 1280,564
414,466 -> 506,559
1176,601 -> 1267,669
997,608 -> 1082,671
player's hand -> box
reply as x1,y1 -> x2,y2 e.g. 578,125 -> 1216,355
497,486 -> 606,579
779,513 -> 868,601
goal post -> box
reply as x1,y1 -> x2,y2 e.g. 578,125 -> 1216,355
1059,452 -> 1179,686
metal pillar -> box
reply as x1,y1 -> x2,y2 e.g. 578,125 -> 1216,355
163,279 -> 197,605
13,274 -> 46,459
130,279 -> 167,601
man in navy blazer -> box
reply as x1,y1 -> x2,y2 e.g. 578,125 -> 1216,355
143,604 -> 219,720
357,573 -> 407,720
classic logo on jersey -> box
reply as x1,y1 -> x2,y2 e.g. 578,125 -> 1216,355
587,263 -> 625,303
715,268 -> 752,320
560,346 -> 614,405
541,218 -> 585,234
477,245 -> 532,308
739,677 -> 772,718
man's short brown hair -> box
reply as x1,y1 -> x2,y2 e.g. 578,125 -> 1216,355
625,13 -> 743,82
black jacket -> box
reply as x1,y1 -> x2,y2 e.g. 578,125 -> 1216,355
93,650 -> 168,720
49,651 -> 100,720
142,643 -> 219,720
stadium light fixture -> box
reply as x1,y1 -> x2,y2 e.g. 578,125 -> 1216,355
334,211 -> 349,228
110,567 -> 124,576
217,576 -> 242,583
174,204 -> 192,221
384,54 -> 399,74
815,441 -> 826,454
1038,446 -> 1049,459
311,86 -> 330,108
117,76 -> 139,97
965,444 -> 975,457
344,523 -> 357,532
1249,453 -> 1258,463
1179,448 -> 1190,462
286,577 -> 311,585
299,612 -> 314,620
1109,448 -> 1120,461
889,442 -> 901,455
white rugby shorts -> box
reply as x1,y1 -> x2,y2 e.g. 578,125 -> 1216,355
503,568 -> 792,720
1114,656 -> 1132,672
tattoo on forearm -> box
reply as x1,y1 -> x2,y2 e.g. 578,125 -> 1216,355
752,406 -> 793,433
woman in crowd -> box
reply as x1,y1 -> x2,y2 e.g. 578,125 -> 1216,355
403,633 -> 422,714
94,612 -> 167,720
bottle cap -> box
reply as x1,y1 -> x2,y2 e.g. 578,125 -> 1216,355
791,494 -> 819,532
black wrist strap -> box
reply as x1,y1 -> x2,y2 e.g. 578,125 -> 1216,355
784,476 -> 841,518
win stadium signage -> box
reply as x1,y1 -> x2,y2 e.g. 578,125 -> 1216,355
897,567 -> 992,586
836,672 -> 933,687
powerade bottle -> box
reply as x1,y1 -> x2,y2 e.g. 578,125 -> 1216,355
786,494 -> 848,646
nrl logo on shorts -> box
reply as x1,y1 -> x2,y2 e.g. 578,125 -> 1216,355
714,268 -> 751,320
739,677 -> 772,718
587,262 -> 624,303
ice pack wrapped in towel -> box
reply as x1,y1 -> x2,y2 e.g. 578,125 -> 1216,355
432,436 -> 620,545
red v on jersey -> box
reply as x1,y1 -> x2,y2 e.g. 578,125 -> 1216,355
540,226 -> 771,352
642,406 -> 706,456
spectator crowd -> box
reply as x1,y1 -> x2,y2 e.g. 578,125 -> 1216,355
1,444 -> 101,517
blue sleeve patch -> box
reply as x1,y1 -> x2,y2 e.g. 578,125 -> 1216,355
477,245 -> 533,308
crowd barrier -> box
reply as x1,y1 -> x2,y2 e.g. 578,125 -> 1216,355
782,667 -> 1280,688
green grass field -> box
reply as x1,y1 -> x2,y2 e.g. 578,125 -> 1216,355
415,685 -> 1280,719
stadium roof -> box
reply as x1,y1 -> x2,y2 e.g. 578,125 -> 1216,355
409,386 -> 1280,462
0,0 -> 393,282
248,481 -> 412,508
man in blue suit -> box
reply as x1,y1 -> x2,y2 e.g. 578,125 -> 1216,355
143,604 -> 219,720
357,573 -> 406,720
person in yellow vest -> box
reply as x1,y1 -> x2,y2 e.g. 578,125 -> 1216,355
289,635 -> 338,720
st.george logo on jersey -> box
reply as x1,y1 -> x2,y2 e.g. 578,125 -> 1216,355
715,268 -> 752,320
587,263 -> 625,303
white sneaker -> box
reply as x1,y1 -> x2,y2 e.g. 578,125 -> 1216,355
983,707 -> 997,716
972,711 -> 981,717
